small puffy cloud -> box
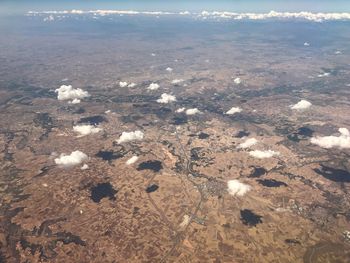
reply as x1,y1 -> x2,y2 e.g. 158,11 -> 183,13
117,130 -> 144,144
166,67 -> 173,72
318,72 -> 330,77
171,79 -> 184,84
151,53 -> 156,56
249,150 -> 280,159
73,124 -> 102,136
186,108 -> 200,115
44,15 -> 55,22
147,83 -> 160,90
120,81 -> 136,88
310,128 -> 350,149
71,9 -> 84,14
304,42 -> 310,46
335,50 -> 342,55
226,106 -> 242,115
157,93 -> 176,104
176,107 -> 186,113
70,98 -> 81,104
238,138 -> 258,149
340,128 -> 350,136
81,164 -> 89,170
291,99 -> 312,110
227,180 -> 251,196
54,150 -> 88,167
180,11 -> 190,15
201,10 -> 210,16
119,81 -> 128,87
55,85 -> 90,101
233,77 -> 241,84
126,155 -> 139,165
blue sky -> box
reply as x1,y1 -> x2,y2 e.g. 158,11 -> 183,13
2,0 -> 350,14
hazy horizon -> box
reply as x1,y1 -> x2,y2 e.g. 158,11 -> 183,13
2,0 -> 350,15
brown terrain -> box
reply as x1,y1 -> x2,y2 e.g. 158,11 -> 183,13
0,14 -> 350,262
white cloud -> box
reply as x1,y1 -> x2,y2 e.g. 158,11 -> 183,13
233,77 -> 241,84
197,10 -> 350,22
157,93 -> 176,104
73,124 -> 102,136
55,85 -> 90,101
310,128 -> 350,149
29,10 -> 350,22
226,106 -> 242,115
166,67 -> 173,72
71,9 -> 84,14
68,98 -> 81,104
54,150 -> 88,167
304,42 -> 310,46
238,138 -> 258,149
43,15 -> 54,22
151,53 -> 156,56
180,11 -> 190,15
318,72 -> 330,77
340,128 -> 350,136
119,81 -> 136,88
81,164 -> 89,170
119,81 -> 128,87
176,107 -> 186,113
147,83 -> 160,90
87,10 -> 172,16
291,99 -> 312,110
117,130 -> 144,144
126,155 -> 139,165
171,79 -> 184,84
186,108 -> 200,115
227,180 -> 251,196
249,150 -> 280,159
335,50 -> 342,55
201,11 -> 210,16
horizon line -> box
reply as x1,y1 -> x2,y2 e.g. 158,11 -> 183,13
27,10 -> 350,22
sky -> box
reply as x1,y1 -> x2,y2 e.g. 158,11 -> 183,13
1,0 -> 350,14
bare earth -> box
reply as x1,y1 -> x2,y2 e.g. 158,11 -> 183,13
0,15 -> 350,262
